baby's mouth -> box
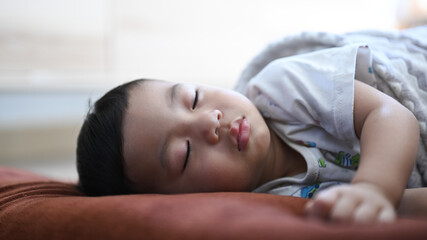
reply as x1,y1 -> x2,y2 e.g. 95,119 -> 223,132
229,116 -> 251,151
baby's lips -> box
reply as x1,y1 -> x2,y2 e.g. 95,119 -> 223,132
229,118 -> 241,148
237,117 -> 250,151
228,117 -> 250,151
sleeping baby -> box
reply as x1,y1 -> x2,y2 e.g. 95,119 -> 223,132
76,26 -> 427,223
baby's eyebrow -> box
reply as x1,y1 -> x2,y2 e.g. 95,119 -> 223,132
168,83 -> 179,107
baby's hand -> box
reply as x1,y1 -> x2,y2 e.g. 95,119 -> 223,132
305,183 -> 396,223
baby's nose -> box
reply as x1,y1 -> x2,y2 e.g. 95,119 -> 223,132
214,109 -> 222,121
199,109 -> 222,144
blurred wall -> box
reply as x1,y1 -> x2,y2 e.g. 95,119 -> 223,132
1,0 -> 418,180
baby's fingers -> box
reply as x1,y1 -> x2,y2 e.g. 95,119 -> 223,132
329,193 -> 360,222
353,203 -> 377,222
306,184 -> 397,223
305,188 -> 339,220
305,199 -> 332,220
353,203 -> 396,223
378,207 -> 396,222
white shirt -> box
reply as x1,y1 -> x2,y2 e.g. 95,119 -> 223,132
242,45 -> 373,198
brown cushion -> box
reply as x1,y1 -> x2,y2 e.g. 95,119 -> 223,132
1,166 -> 427,240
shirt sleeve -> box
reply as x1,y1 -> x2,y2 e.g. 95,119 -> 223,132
245,45 -> 363,152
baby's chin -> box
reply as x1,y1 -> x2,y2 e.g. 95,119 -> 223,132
250,118 -> 271,152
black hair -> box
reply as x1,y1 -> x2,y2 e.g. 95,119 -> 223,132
76,79 -> 146,196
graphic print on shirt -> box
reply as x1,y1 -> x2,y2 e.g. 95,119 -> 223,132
297,140 -> 316,148
335,151 -> 360,167
318,158 -> 326,168
301,184 -> 320,198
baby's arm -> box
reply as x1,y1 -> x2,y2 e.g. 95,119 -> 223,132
306,80 -> 420,223
398,187 -> 427,218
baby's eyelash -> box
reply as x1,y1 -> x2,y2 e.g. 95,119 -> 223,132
184,140 -> 190,170
192,90 -> 199,110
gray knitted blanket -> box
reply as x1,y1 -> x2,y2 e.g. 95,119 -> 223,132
236,26 -> 427,186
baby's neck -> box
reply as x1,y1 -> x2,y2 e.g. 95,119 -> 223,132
268,130 -> 307,179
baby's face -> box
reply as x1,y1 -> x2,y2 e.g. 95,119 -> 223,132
122,80 -> 273,193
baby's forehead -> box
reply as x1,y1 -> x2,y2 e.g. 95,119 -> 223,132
126,80 -> 168,105
122,81 -> 172,166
